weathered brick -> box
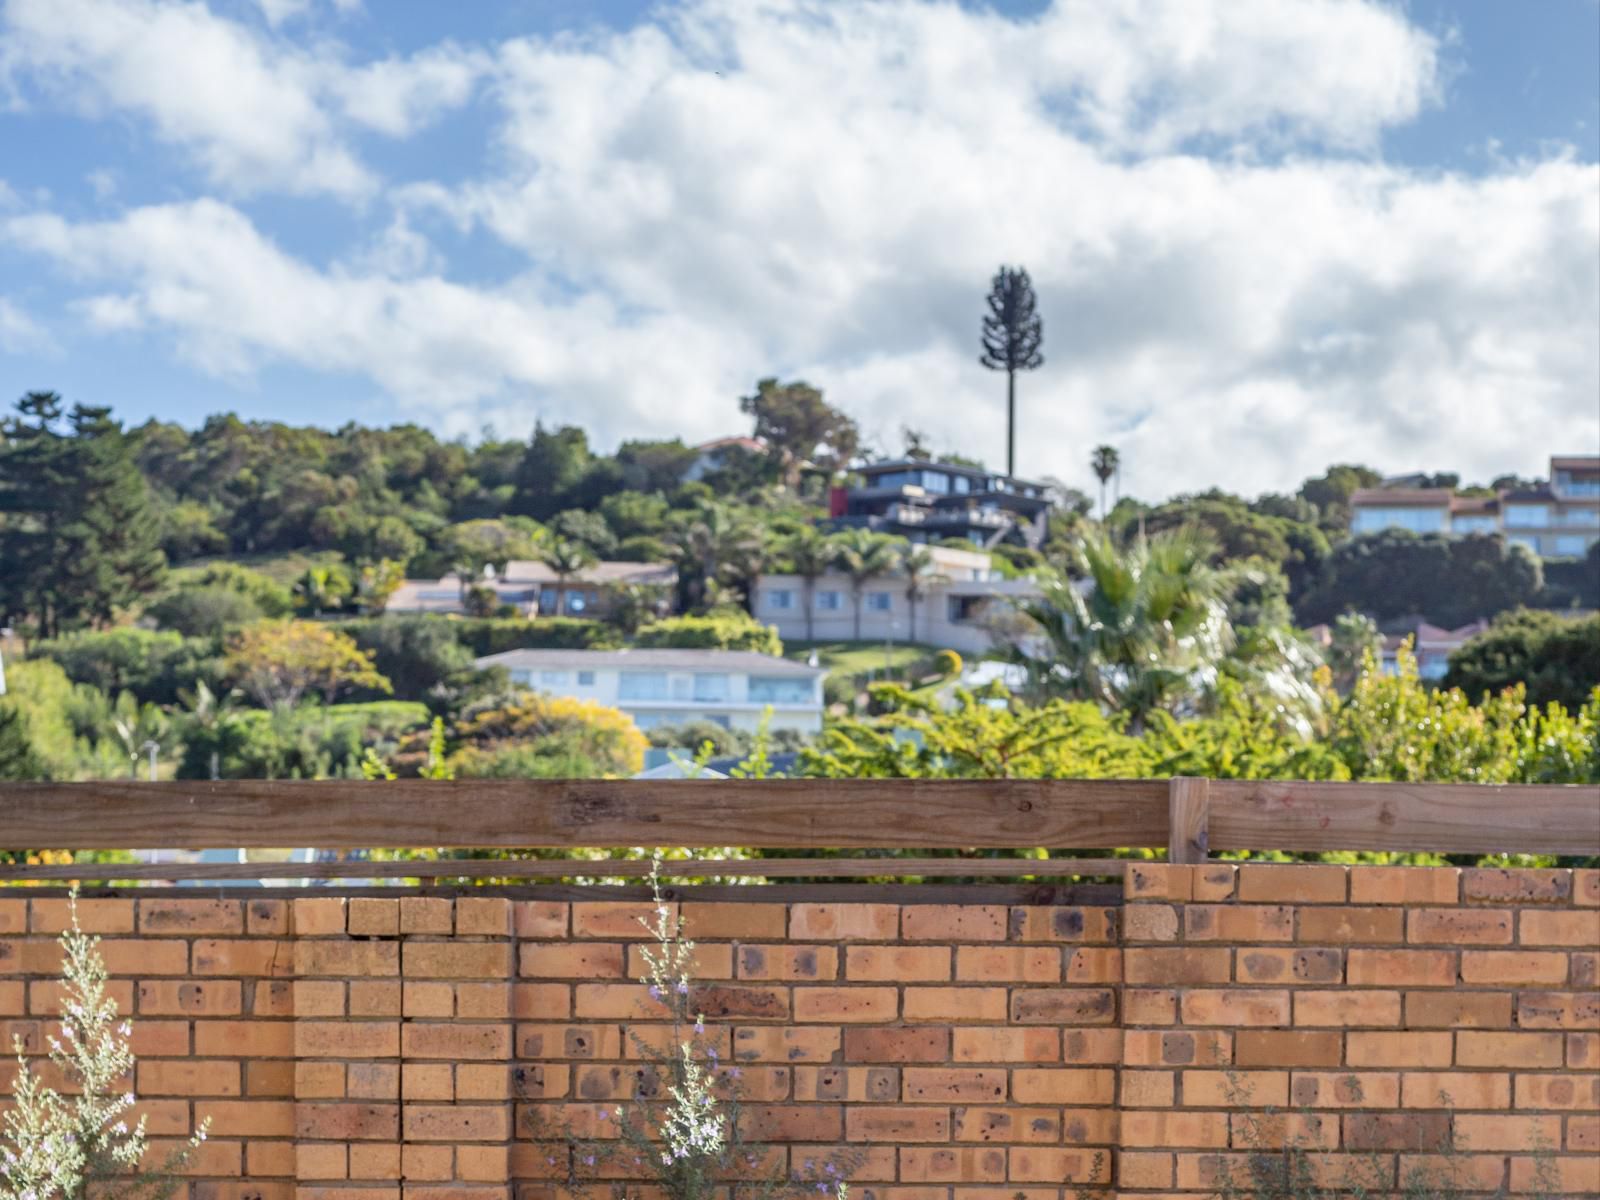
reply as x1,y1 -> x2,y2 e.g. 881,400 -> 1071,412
1236,947 -> 1343,984
1010,1068 -> 1115,1104
679,901 -> 786,939
1517,990 -> 1600,1030
1514,1073 -> 1600,1110
1125,947 -> 1231,985
138,979 -> 242,1016
139,1060 -> 241,1096
403,1022 -> 511,1060
1234,1031 -> 1341,1068
296,1102 -> 400,1141
1408,908 -> 1512,945
897,1146 -> 1006,1183
1463,867 -> 1571,903
1520,909 -> 1600,946
1344,1113 -> 1451,1151
1576,869 -> 1600,906
405,942 -> 512,979
1405,990 -> 1513,1028
31,898 -> 134,933
345,1062 -> 398,1100
1064,947 -> 1121,982
1124,1029 -> 1231,1067
1121,1110 -> 1230,1148
1122,904 -> 1178,942
1452,1113 -> 1564,1151
738,1104 -> 842,1141
1180,989 -> 1291,1027
139,899 -> 244,934
1346,948 -> 1454,987
1237,864 -> 1346,903
951,1027 -> 1059,1063
348,979 -> 400,1017
456,897 -> 512,935
403,1104 -> 509,1142
794,987 -> 897,1023
1123,987 -> 1177,1025
1006,906 -> 1114,942
1009,988 -> 1116,1025
1294,989 -> 1401,1027
737,944 -> 836,981
1184,904 -> 1293,942
901,905 -> 1006,941
1126,863 -> 1193,901
848,946 -> 951,981
1461,950 -> 1569,986
1456,1030 -> 1565,1068
400,897 -> 453,934
733,1026 -> 840,1062
901,1068 -> 1006,1102
788,903 -> 897,941
1121,1068 -> 1174,1106
692,984 -> 790,1019
292,898 -> 346,936
1401,1072 -> 1511,1109
192,938 -> 294,976
843,1025 -> 949,1063
1297,905 -> 1405,943
1007,1147 -> 1100,1183
845,1106 -> 949,1142
1346,1031 -> 1453,1067
296,940 -> 394,978
194,1019 -> 292,1057
1291,1072 -> 1400,1108
1183,1068 -> 1288,1107
294,1020 -> 399,1059
901,986 -> 1007,1023
294,1061 -> 344,1098
571,901 -> 671,938
519,943 -> 624,978
1349,866 -> 1460,905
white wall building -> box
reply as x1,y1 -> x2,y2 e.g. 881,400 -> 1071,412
472,648 -> 826,734
754,546 -> 1042,657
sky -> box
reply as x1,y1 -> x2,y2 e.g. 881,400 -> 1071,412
0,0 -> 1597,501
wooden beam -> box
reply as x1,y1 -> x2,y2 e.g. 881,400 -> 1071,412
0,856 -> 1129,883
0,780 -> 1170,851
1209,780 -> 1600,856
1167,776 -> 1210,863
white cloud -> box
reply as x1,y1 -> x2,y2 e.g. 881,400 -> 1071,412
0,0 -> 481,198
2,0 -> 1597,497
0,296 -> 54,353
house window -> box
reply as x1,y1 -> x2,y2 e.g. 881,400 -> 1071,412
1450,515 -> 1497,534
816,590 -> 842,611
1352,506 -> 1447,535
693,674 -> 729,702
1554,535 -> 1587,557
1504,505 -> 1550,528
766,589 -> 794,610
537,590 -> 559,615
619,672 -> 669,700
565,590 -> 589,614
921,471 -> 950,494
577,670 -> 595,686
749,676 -> 813,704
953,475 -> 971,494
947,596 -> 985,623
866,592 -> 892,612
539,671 -> 571,687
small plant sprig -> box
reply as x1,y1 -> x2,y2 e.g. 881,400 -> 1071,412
1,891 -> 210,1200
556,853 -> 858,1200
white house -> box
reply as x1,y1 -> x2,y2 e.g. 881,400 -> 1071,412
754,546 -> 1042,657
388,561 -> 676,619
472,648 -> 827,734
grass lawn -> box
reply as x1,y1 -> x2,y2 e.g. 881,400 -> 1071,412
784,640 -> 934,680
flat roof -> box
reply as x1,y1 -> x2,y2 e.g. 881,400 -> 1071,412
474,648 -> 824,676
857,458 -> 1049,489
1349,488 -> 1453,507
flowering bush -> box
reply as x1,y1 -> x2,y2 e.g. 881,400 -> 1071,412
1,893 -> 209,1200
556,855 -> 856,1200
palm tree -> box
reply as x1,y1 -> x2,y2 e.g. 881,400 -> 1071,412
668,502 -> 762,612
543,539 -> 597,616
899,544 -> 946,643
832,528 -> 900,641
293,565 -> 347,616
1090,445 -> 1120,521
781,525 -> 837,641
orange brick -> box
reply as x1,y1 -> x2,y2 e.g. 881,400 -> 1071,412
738,1104 -> 842,1141
1346,948 -> 1454,987
402,1104 -> 510,1142
348,980 -> 400,1017
1405,990 -> 1512,1028
294,1061 -> 344,1098
246,900 -> 290,935
1401,1071 -> 1511,1109
788,904 -> 898,941
794,987 -> 897,1022
1518,991 -> 1600,1030
902,986 -> 1006,1023
1514,1073 -> 1600,1110
1408,908 -> 1512,945
1349,866 -> 1460,905
404,942 -> 512,979
571,901 -> 670,938
897,1147 -> 1006,1183
1346,1031 -> 1453,1067
1291,1072 -> 1400,1108
626,941 -> 732,980
1510,1155 -> 1600,1193
731,1025 -> 839,1062
296,940 -> 391,977
1121,1068 -> 1175,1106
1294,989 -> 1401,1027
1344,1112 -> 1451,1151
1121,1110 -> 1229,1148
1521,909 -> 1600,946
849,946 -> 951,981
294,1020 -> 399,1059
520,943 -> 624,978
402,1022 -> 511,1060
692,984 -> 789,1019
1180,989 -> 1290,1026
246,1142 -> 296,1179
1453,1113 -> 1564,1150
843,1025 -> 949,1063
0,901 -> 24,934
192,939 -> 294,977
1007,1147 -> 1100,1183
194,1019 -> 292,1057
951,1027 -> 1059,1063
254,980 -> 294,1017
139,899 -> 243,934
1457,1030 -> 1565,1067
1576,870 -> 1600,906
1126,863 -> 1193,901
456,1145 -> 510,1181
399,897 -> 452,934
901,905 -> 1006,941
736,944 -> 836,981
292,980 -> 345,1016
679,901 -> 785,939
571,983 -> 662,1020
455,897 -> 511,935
1297,905 -> 1404,943
347,1144 -> 400,1181
31,898 -> 134,933
295,1101 -> 399,1140
202,1100 -> 295,1138
1117,1152 -> 1174,1189
1568,1113 -> 1600,1149
1183,1068 -> 1288,1107
139,1060 -> 240,1096
1234,1031 -> 1340,1068
1236,947 -> 1342,984
1009,988 -> 1116,1025
1237,864 -> 1346,903
1184,904 -> 1293,942
401,1062 -> 453,1101
1122,904 -> 1178,942
138,980 -> 242,1016
845,1106 -> 950,1142
456,982 -> 510,1019
1007,906 -> 1115,942
1569,1032 -> 1599,1068
101,938 -> 190,976
1125,947 -> 1230,985
295,1144 -> 347,1180
1194,864 -> 1238,900
512,900 -> 567,938
1123,987 -> 1176,1025
953,946 -> 1058,982
1463,868 -> 1571,904
246,1059 -> 294,1096
346,899 -> 398,936
1124,1029 -> 1231,1067
901,1068 -> 1006,1102
1011,1068 -> 1114,1104
1461,950 -> 1569,985
292,898 -> 346,936
346,1062 -> 398,1100
456,1063 -> 510,1100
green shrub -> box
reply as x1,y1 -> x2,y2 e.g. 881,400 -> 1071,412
28,628 -> 221,708
175,701 -> 430,780
163,561 -> 293,617
635,611 -> 782,655
147,584 -> 265,637
933,649 -> 963,678
334,615 -> 614,658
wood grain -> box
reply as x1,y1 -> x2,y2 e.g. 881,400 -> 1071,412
1167,776 -> 1210,863
0,779 -> 1169,850
1209,780 -> 1600,855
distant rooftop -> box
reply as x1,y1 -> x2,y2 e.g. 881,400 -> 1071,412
474,648 -> 824,676
857,457 -> 1049,489
1349,487 -> 1453,507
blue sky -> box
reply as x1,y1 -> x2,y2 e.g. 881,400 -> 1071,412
0,0 -> 1596,497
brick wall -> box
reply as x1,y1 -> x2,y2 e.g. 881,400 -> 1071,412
0,866 -> 1595,1200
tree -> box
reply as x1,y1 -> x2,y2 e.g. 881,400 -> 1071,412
780,525 -> 837,642
356,559 -> 406,614
0,705 -> 44,779
900,544 -> 946,643
831,528 -> 900,640
1302,530 -> 1542,627
1443,609 -> 1600,710
510,423 -> 592,519
1297,463 -> 1382,533
738,379 -> 860,488
602,583 -> 671,635
979,266 -> 1043,478
442,519 -> 542,589
542,539 -> 598,614
667,502 -> 761,613
292,564 -> 352,616
147,585 -> 264,638
1090,445 -> 1119,519
349,615 -> 478,703
1327,612 -> 1382,693
223,620 -> 392,708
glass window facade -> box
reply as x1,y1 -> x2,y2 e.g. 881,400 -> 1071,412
866,592 -> 892,612
692,674 -> 729,702
1504,505 -> 1550,527
539,671 -> 570,686
766,589 -> 794,610
748,676 -> 813,704
619,671 -> 669,700
816,590 -> 842,611
1352,506 -> 1447,534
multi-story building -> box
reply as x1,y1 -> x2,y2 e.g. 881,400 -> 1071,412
829,459 -> 1054,549
472,648 -> 826,734
1348,454 -> 1600,558
755,545 -> 1042,657
388,561 -> 676,619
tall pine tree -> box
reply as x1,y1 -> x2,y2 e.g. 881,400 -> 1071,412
979,266 -> 1044,478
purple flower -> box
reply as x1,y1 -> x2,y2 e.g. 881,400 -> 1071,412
584,1156 -> 596,1167
817,1184 -> 828,1192
597,1110 -> 609,1121
676,981 -> 689,994
648,985 -> 664,1000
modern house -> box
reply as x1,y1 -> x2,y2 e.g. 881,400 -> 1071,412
682,436 -> 770,482
388,561 -> 676,619
829,459 -> 1054,549
472,648 -> 826,734
755,545 -> 1042,657
1379,619 -> 1489,681
1348,454 -> 1600,558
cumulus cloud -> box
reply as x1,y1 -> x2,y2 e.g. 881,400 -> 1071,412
2,0 -> 1596,497
0,295 -> 54,353
0,0 -> 481,198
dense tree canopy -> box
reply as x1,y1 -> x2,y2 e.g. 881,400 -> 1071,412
1444,609 -> 1600,711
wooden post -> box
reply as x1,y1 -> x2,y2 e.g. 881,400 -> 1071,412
1167,776 -> 1210,864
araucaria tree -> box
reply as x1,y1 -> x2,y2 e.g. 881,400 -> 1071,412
979,266 -> 1043,478
1090,445 -> 1120,519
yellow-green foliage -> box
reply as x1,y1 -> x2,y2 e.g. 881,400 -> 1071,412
449,690 -> 647,778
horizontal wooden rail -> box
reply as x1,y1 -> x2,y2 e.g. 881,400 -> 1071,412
0,857 -> 1129,882
0,778 -> 1595,863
